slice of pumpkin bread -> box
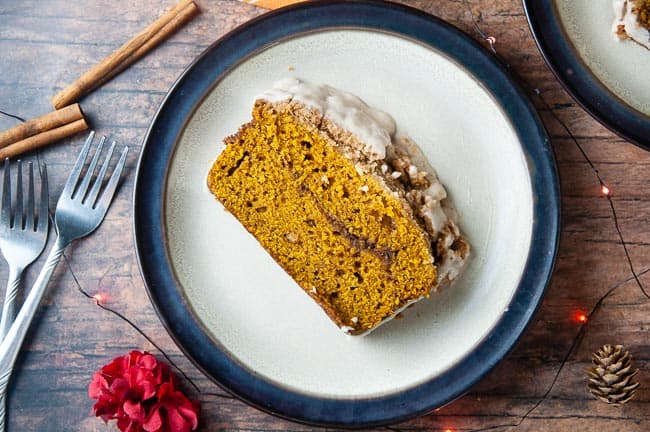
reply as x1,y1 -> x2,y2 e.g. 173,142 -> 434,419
207,78 -> 469,335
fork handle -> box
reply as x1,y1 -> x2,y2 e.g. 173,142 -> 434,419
0,267 -> 25,342
0,236 -> 67,432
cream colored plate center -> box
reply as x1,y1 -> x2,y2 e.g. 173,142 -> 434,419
165,29 -> 533,398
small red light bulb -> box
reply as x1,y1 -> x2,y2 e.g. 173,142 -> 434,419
93,293 -> 105,304
601,185 -> 610,196
573,310 -> 588,323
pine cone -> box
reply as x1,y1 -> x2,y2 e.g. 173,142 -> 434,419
586,344 -> 640,405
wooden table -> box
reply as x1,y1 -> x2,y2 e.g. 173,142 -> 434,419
0,1 -> 648,431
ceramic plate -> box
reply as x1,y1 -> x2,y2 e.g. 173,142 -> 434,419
524,0 -> 650,150
134,1 -> 559,427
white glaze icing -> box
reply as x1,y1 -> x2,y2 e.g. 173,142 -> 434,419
612,0 -> 650,49
259,77 -> 396,160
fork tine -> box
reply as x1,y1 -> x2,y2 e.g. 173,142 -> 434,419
25,162 -> 35,231
37,163 -> 48,233
77,136 -> 105,202
86,140 -> 115,207
1,159 -> 10,228
62,130 -> 95,198
95,146 -> 128,210
14,161 -> 23,230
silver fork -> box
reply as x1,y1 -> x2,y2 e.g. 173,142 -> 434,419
0,160 -> 49,340
0,131 -> 128,431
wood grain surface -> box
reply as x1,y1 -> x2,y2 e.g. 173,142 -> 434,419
0,0 -> 649,431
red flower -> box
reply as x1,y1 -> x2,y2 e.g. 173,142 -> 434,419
89,351 -> 200,432
142,383 -> 200,432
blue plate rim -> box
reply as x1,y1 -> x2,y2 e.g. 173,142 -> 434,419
523,0 -> 650,151
133,0 -> 560,428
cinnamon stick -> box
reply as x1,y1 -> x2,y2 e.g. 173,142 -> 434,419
0,119 -> 89,160
0,103 -> 84,148
96,1 -> 201,89
51,0 -> 200,109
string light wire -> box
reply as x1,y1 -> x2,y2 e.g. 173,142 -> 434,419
0,109 -> 25,123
